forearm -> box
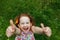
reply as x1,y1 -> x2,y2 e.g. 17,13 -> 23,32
32,26 -> 44,34
32,26 -> 52,37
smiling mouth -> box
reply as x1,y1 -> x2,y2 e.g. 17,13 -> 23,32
23,28 -> 28,30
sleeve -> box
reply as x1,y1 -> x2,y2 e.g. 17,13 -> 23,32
32,26 -> 43,34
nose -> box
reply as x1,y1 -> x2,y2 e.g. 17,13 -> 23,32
24,23 -> 27,27
23,24 -> 28,28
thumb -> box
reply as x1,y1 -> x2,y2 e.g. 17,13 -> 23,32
10,19 -> 15,27
10,19 -> 16,30
40,23 -> 45,29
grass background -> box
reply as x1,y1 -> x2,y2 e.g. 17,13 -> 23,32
0,0 -> 60,40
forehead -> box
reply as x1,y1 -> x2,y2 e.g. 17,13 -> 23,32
20,16 -> 30,22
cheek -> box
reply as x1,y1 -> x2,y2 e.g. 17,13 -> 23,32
28,24 -> 32,29
19,25 -> 23,28
28,24 -> 31,27
19,26 -> 23,31
18,25 -> 23,29
30,23 -> 32,27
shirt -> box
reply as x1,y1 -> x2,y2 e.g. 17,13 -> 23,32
15,31 -> 35,40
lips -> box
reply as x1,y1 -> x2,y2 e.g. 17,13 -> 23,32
23,27 -> 28,30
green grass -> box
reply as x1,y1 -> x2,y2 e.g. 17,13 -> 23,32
0,0 -> 60,40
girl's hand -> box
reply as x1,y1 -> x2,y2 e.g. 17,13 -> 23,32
6,19 -> 16,37
44,27 -> 52,37
40,23 -> 52,37
10,19 -> 16,32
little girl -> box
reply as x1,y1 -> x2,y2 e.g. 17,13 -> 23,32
6,13 -> 52,40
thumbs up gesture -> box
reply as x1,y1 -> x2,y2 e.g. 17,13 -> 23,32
6,19 -> 16,37
40,23 -> 52,37
9,19 -> 16,32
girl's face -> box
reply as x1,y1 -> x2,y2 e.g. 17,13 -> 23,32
19,16 -> 32,33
